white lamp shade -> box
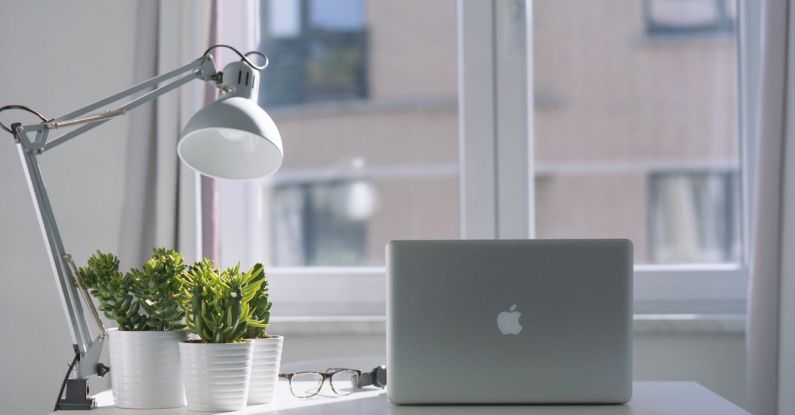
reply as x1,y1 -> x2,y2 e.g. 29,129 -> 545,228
178,96 -> 283,180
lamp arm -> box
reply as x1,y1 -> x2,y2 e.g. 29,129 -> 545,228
15,54 -> 218,153
9,54 -> 219,383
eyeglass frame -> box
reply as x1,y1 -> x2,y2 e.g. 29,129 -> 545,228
279,368 -> 362,398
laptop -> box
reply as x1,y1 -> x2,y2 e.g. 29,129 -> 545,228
386,239 -> 633,405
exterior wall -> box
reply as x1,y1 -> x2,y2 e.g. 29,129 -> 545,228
366,0 -> 458,99
533,0 -> 738,163
271,0 -> 738,265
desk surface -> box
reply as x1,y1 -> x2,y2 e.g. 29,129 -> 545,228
50,381 -> 748,415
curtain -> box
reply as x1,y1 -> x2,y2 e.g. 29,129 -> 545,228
214,0 -> 265,269
747,0 -> 795,414
118,0 -> 212,268
201,0 -> 221,263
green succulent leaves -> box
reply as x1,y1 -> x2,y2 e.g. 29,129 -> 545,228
176,260 -> 270,343
245,263 -> 272,339
79,248 -> 186,331
79,251 -> 146,331
130,248 -> 187,330
80,249 -> 272,342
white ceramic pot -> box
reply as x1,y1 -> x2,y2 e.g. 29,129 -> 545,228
248,336 -> 284,404
179,341 -> 253,411
108,329 -> 187,409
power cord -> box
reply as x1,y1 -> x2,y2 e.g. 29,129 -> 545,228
201,44 -> 269,71
53,351 -> 80,412
0,104 -> 49,135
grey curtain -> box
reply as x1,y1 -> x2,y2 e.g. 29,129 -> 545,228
747,0 -> 795,414
119,0 -> 204,268
118,0 -> 163,268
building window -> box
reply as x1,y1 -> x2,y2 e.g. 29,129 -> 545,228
271,178 -> 377,266
644,0 -> 736,36
649,171 -> 740,264
259,0 -> 368,106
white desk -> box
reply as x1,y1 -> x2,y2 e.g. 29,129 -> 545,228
50,381 -> 748,415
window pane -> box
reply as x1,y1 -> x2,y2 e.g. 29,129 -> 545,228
533,0 -> 739,265
266,0 -> 301,38
309,0 -> 365,31
649,171 -> 740,263
259,0 -> 459,266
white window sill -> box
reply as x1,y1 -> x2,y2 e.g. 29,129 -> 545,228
270,316 -> 387,335
269,314 -> 746,336
632,313 -> 745,334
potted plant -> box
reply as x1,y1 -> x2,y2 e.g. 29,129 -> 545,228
175,259 -> 267,411
79,249 -> 187,409
243,263 -> 284,405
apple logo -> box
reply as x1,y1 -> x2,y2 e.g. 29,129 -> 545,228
497,304 -> 522,335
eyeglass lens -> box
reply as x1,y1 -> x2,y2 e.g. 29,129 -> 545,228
290,372 -> 324,398
330,370 -> 359,396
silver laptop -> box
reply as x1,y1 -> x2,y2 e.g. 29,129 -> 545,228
387,239 -> 633,405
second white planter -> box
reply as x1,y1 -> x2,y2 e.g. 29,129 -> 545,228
179,341 -> 253,411
248,336 -> 284,404
108,329 -> 187,409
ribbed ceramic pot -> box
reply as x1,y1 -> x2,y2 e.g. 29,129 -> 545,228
179,341 -> 253,411
247,336 -> 284,404
108,329 -> 187,409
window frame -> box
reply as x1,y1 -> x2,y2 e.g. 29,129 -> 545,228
459,0 -> 750,316
232,0 -> 753,319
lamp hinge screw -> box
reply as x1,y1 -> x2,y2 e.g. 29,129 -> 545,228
96,363 -> 110,377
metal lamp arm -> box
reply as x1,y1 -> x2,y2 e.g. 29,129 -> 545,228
14,54 -> 218,153
10,53 -> 219,381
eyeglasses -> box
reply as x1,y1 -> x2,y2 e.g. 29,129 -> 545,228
279,368 -> 361,398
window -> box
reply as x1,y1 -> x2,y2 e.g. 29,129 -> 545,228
531,0 -> 741,267
270,178 -> 372,266
649,171 -> 740,264
222,0 -> 749,318
260,0 -> 368,106
460,0 -> 747,314
645,0 -> 737,36
244,1 -> 459,274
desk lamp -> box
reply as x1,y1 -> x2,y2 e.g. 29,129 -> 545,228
0,44 -> 282,410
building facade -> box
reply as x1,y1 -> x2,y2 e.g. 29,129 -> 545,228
257,0 -> 739,267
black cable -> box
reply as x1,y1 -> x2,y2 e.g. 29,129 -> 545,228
0,105 -> 48,135
244,51 -> 269,69
53,351 -> 80,412
201,44 -> 269,71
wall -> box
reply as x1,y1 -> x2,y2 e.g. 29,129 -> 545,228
0,1 -> 138,414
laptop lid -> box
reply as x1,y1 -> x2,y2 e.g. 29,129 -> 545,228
386,239 -> 633,404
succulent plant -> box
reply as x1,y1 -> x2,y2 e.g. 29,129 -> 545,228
128,248 -> 186,331
176,260 -> 267,343
79,248 -> 187,331
79,251 -> 147,331
243,263 -> 272,339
